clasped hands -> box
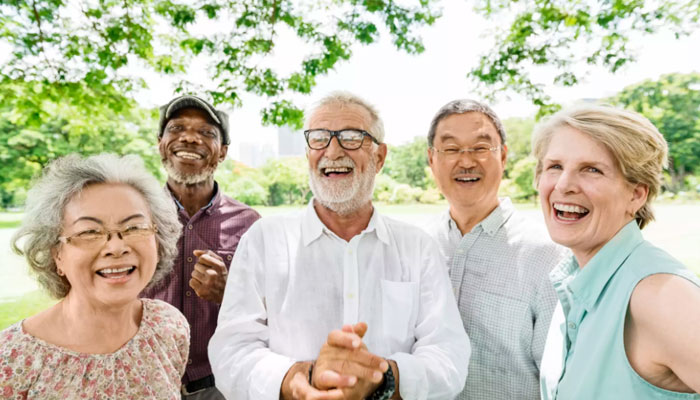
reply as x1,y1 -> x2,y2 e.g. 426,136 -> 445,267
286,322 -> 391,400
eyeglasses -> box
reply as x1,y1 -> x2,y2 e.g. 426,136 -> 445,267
304,129 -> 380,150
431,145 -> 501,161
58,223 -> 158,249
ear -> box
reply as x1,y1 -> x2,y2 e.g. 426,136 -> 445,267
500,143 -> 508,168
427,147 -> 435,168
219,144 -> 229,162
51,245 -> 62,263
628,183 -> 649,216
374,143 -> 388,173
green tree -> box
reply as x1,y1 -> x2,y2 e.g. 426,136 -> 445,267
609,73 -> 700,191
261,156 -> 310,205
502,117 -> 535,176
382,136 -> 429,189
470,0 -> 700,117
0,0 -> 438,128
0,79 -> 161,208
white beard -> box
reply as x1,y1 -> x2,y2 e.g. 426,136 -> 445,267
163,158 -> 216,185
309,155 -> 377,216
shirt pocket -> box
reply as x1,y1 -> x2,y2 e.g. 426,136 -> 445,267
381,280 -> 419,347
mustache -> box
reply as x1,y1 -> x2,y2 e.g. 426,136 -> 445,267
453,168 -> 482,176
317,156 -> 355,170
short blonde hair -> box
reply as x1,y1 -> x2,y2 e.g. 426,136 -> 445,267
532,105 -> 668,229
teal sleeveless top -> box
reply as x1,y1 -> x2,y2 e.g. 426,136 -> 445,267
541,221 -> 700,400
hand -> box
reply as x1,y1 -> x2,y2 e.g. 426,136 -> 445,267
189,249 -> 227,304
313,322 -> 388,399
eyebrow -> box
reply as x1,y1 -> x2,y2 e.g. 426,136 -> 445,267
437,133 -> 497,143
71,214 -> 147,226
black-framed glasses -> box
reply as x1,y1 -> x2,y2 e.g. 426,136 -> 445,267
304,129 -> 380,150
58,223 -> 158,249
431,144 -> 501,161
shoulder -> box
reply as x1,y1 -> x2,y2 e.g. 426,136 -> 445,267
503,210 -> 568,256
0,322 -> 25,350
381,214 -> 436,243
217,194 -> 261,220
142,299 -> 190,339
629,272 -> 700,328
0,322 -> 47,389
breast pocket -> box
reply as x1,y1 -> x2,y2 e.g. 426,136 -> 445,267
381,280 -> 419,348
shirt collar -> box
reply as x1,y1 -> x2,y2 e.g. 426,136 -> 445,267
567,220 -> 644,312
167,181 -> 221,214
446,197 -> 514,237
301,199 -> 389,247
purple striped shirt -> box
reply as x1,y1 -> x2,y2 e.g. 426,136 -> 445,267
142,183 -> 260,384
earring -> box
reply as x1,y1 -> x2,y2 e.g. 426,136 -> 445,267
57,268 -> 65,277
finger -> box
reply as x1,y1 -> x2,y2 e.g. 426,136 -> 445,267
313,369 -> 357,389
189,277 -> 203,293
290,372 -> 345,400
191,267 -> 208,282
352,322 -> 368,338
195,253 -> 226,271
327,329 -> 362,349
326,358 -> 385,384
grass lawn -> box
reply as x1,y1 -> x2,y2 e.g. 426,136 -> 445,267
1,202 -> 698,330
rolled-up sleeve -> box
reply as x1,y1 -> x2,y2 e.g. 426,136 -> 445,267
390,237 -> 471,399
208,223 -> 295,400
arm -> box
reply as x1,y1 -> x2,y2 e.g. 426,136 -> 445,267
208,225 -> 296,400
626,273 -> 700,392
388,238 -> 471,400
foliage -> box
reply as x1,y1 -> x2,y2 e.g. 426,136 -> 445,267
382,136 -> 430,189
0,78 -> 161,208
609,73 -> 700,192
502,117 -> 535,176
470,0 -> 700,117
261,156 -> 310,205
0,0 -> 439,128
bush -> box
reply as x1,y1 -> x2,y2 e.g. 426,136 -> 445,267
228,177 -> 268,206
389,184 -> 423,204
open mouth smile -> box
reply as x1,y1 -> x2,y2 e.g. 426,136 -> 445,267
553,202 -> 590,221
322,166 -> 353,177
174,150 -> 204,160
96,266 -> 137,279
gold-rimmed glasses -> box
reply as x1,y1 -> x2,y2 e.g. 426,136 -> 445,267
58,223 -> 158,249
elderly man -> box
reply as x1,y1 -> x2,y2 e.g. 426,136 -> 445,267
426,99 -> 567,400
209,92 -> 470,400
142,95 -> 260,399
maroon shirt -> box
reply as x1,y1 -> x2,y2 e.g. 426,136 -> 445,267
142,183 -> 260,384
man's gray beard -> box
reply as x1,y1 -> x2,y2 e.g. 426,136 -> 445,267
309,156 -> 377,216
163,159 -> 216,185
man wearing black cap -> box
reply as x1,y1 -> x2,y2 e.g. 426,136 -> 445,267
142,95 -> 260,399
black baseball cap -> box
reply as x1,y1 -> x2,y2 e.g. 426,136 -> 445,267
158,95 -> 230,145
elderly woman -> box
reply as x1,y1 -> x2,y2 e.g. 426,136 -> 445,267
0,154 -> 187,399
534,105 -> 700,399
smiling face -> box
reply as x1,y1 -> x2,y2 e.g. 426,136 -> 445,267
306,103 -> 387,215
428,112 -> 507,220
537,126 -> 648,266
54,183 -> 158,307
158,108 -> 228,185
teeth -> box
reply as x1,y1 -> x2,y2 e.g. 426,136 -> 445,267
99,267 -> 133,274
323,167 -> 351,173
455,177 -> 479,182
553,203 -> 589,213
175,151 -> 202,160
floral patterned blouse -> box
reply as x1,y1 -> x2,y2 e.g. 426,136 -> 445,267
0,299 -> 189,399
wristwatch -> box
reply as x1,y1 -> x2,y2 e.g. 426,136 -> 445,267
367,363 -> 395,400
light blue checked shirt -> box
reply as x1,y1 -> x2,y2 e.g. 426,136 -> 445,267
427,198 -> 568,400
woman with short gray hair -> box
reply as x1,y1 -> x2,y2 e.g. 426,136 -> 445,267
0,153 -> 189,399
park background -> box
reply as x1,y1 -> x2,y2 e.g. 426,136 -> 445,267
0,0 -> 699,328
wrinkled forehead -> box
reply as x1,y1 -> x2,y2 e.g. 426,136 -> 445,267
435,112 -> 501,144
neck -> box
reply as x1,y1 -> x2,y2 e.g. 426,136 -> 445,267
167,178 -> 215,217
313,198 -> 374,242
57,293 -> 142,353
449,198 -> 500,235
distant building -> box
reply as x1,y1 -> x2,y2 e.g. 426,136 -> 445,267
236,126 -> 304,167
238,142 -> 276,168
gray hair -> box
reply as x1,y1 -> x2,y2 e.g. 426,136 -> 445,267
427,99 -> 507,147
11,153 -> 182,299
305,91 -> 386,143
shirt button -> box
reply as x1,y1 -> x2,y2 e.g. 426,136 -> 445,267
186,291 -> 192,297
188,359 -> 193,365
187,257 -> 193,263
347,293 -> 355,299
188,225 -> 193,230
227,255 -> 232,260
568,322 -> 577,329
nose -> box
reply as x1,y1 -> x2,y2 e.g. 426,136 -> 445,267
554,169 -> 579,194
324,135 -> 346,160
178,129 -> 202,144
455,150 -> 478,168
102,231 -> 130,257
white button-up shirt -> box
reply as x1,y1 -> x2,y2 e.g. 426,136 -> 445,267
209,201 -> 471,400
